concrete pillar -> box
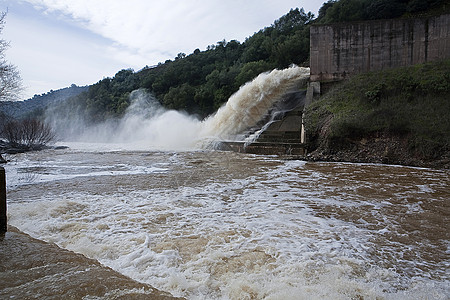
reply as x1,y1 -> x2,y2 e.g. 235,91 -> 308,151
0,167 -> 6,232
301,82 -> 321,143
301,123 -> 306,144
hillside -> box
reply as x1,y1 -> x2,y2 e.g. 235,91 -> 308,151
0,85 -> 88,119
315,0 -> 449,24
304,59 -> 450,169
51,8 -> 313,123
2,0 -> 448,167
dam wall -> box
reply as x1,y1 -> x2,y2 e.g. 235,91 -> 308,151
310,14 -> 450,81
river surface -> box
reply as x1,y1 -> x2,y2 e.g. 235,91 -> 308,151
2,143 -> 449,299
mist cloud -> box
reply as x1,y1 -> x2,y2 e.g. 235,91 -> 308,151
46,66 -> 310,151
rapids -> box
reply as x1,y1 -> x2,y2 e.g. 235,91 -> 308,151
3,146 -> 449,299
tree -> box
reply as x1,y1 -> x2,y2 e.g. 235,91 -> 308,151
365,0 -> 407,20
0,12 -> 22,101
2,118 -> 55,149
316,0 -> 337,23
273,8 -> 314,33
235,60 -> 272,87
321,0 -> 368,23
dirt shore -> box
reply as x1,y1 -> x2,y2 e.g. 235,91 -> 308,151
306,134 -> 450,169
0,227 -> 183,300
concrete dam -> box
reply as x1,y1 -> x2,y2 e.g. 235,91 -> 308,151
217,89 -> 308,156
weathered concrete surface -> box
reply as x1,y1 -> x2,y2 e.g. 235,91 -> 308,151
310,14 -> 450,81
257,108 -> 303,143
220,91 -> 307,156
0,227 -> 183,299
218,141 -> 306,156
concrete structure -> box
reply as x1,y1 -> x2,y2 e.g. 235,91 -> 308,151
217,91 -> 307,155
301,81 -> 321,143
310,14 -> 450,81
218,141 -> 306,156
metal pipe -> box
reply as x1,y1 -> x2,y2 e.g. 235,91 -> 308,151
0,167 -> 6,232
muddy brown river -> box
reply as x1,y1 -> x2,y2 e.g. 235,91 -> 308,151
1,143 -> 449,299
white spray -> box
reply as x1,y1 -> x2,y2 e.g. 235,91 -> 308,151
201,66 -> 310,140
48,66 -> 310,150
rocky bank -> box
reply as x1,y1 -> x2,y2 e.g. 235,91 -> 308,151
306,133 -> 450,169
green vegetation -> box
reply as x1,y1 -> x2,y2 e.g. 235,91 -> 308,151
316,0 -> 449,24
304,59 -> 450,160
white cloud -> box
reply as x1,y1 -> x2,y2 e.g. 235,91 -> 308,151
4,0 -> 325,99
22,0 -> 323,59
3,9 -> 126,98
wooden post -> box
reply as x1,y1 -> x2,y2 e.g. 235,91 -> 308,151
0,167 -> 6,232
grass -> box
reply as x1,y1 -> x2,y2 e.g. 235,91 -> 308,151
304,59 -> 450,160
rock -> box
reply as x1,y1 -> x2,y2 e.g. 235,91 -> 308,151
53,146 -> 69,150
5,148 -> 26,154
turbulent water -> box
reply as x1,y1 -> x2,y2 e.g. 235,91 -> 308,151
201,67 -> 309,140
3,145 -> 449,299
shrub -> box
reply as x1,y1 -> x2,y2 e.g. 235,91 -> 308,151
2,118 -> 55,148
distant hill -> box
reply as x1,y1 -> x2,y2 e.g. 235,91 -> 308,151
53,8 -> 315,122
0,84 -> 89,119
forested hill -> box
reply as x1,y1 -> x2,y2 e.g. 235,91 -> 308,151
51,0 -> 448,123
315,0 -> 449,24
0,84 -> 88,119
55,8 -> 313,122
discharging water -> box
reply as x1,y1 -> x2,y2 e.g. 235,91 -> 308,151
2,144 -> 449,299
45,66 -> 310,149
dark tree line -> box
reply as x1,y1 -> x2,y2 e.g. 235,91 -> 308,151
2,118 -> 55,149
316,0 -> 448,24
53,0 -> 447,123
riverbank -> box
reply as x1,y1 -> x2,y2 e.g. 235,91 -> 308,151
305,132 -> 450,169
0,140 -> 69,164
304,59 -> 450,170
0,226 -> 183,299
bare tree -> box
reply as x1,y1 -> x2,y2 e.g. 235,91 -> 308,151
2,119 -> 55,149
0,11 -> 22,101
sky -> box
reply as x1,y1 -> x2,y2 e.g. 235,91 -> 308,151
1,0 -> 326,100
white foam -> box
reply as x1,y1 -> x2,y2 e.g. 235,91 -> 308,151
201,66 -> 309,140
3,151 -> 167,189
6,152 -> 449,299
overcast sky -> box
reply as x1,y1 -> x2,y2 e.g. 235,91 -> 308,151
1,0 -> 325,100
